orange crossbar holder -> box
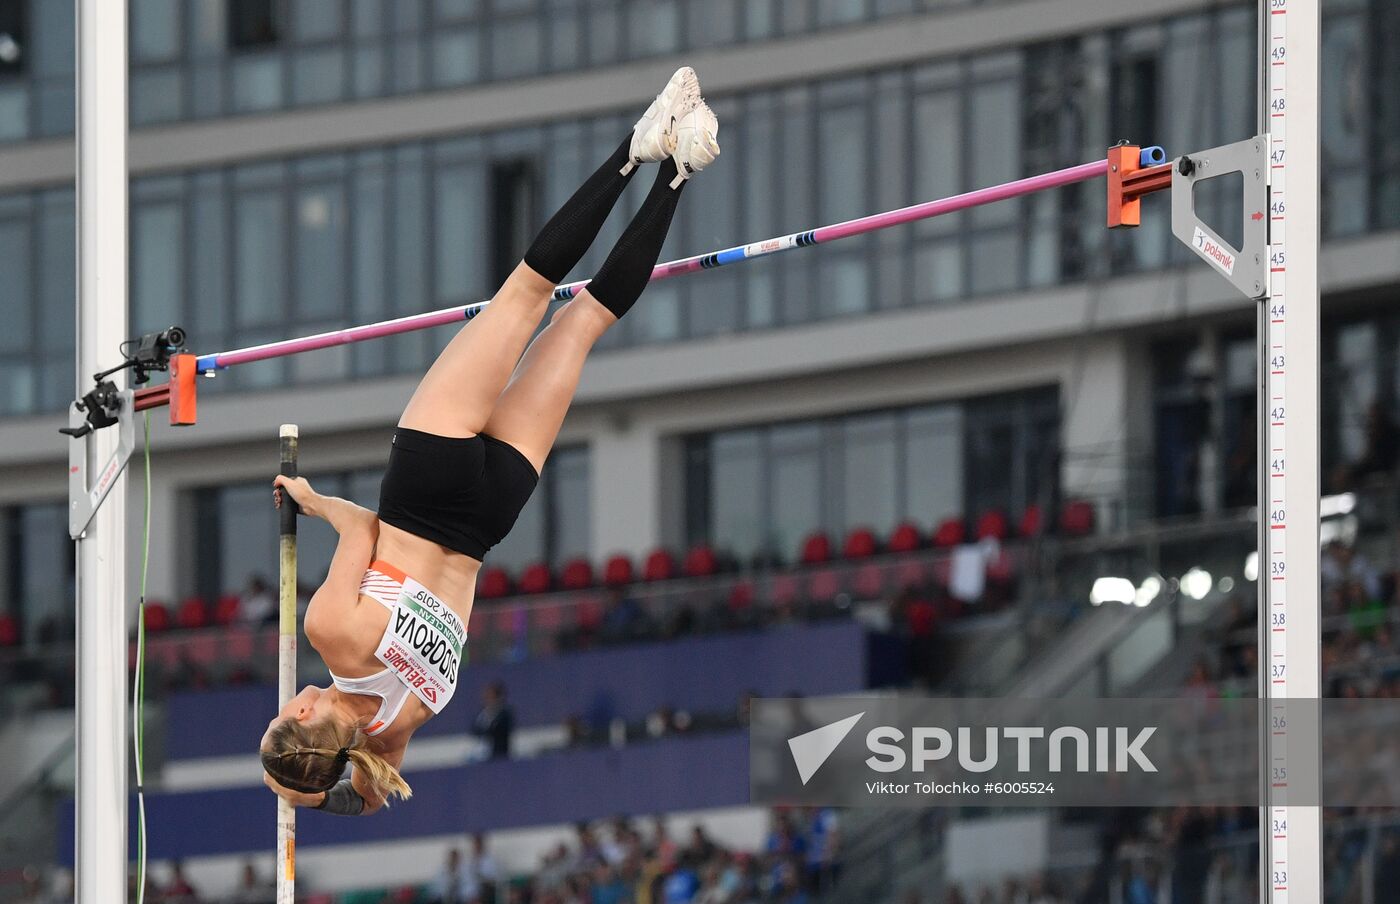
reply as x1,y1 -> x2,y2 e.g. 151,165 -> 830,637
132,353 -> 198,426
1107,145 -> 1173,228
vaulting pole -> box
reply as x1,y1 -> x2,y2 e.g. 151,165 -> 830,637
73,2 -> 128,901
277,425 -> 300,904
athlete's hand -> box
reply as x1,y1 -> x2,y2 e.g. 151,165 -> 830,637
263,771 -> 327,809
273,475 -> 321,519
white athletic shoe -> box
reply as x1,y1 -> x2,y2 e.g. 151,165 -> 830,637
668,101 -> 720,188
624,66 -> 702,175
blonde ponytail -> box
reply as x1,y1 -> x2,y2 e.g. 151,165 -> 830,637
346,741 -> 413,804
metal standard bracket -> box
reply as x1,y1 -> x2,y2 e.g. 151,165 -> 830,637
1171,135 -> 1270,300
68,390 -> 135,539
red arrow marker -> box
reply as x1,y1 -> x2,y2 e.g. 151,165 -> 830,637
1252,211 -> 1265,221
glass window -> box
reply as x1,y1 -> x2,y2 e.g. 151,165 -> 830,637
841,413 -> 898,533
432,29 -> 481,86
189,173 -> 229,341
30,0 -> 73,79
36,191 -> 74,357
743,0 -> 775,41
351,154 -> 389,374
187,0 -> 227,56
914,89 -> 961,235
549,446 -> 591,562
294,179 -> 347,321
905,405 -> 962,524
292,48 -> 347,105
133,199 -> 185,334
434,159 -> 486,304
231,54 -> 284,111
626,0 -> 678,57
491,17 -> 543,79
132,0 -> 182,62
0,85 -> 27,142
292,0 -> 343,42
15,504 -> 74,646
235,187 -> 287,328
0,3 -> 25,78
769,423 -> 824,559
817,0 -> 866,27
710,430 -> 765,562
229,0 -> 282,50
968,75 -> 1020,227
131,68 -> 184,125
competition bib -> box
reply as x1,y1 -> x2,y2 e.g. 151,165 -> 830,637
373,578 -> 465,714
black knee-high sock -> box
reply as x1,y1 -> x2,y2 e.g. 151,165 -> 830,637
523,136 -> 636,283
586,159 -> 686,319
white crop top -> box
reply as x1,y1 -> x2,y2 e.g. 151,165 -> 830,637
328,560 -> 466,736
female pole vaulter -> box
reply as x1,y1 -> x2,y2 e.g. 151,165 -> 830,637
260,67 -> 719,816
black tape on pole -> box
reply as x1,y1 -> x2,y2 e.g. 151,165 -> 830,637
279,425 -> 299,537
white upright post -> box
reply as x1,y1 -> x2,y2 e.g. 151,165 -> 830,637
1259,0 -> 1321,901
73,1 -> 129,902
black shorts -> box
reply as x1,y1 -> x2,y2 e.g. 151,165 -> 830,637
377,427 -> 540,561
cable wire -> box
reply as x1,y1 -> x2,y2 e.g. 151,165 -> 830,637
133,412 -> 151,904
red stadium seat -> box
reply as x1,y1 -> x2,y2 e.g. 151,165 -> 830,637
807,569 -> 841,604
176,597 -> 208,630
1019,505 -> 1043,538
518,562 -> 553,595
769,573 -> 800,608
842,528 -> 878,559
575,595 -> 605,632
986,550 -> 1014,584
477,567 -> 513,599
727,581 -> 755,611
642,548 -> 677,582
1060,499 -> 1096,536
213,594 -> 241,626
143,603 -> 171,633
851,563 -> 884,600
0,613 -> 18,647
975,509 -> 1009,541
560,557 -> 595,591
799,532 -> 832,565
603,554 -> 635,587
887,521 -> 923,554
931,518 -> 965,548
683,543 -> 718,578
895,559 -> 926,591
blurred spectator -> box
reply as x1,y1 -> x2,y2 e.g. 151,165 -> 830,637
1342,401 -> 1399,486
600,588 -> 650,645
228,859 -> 275,904
473,681 -> 514,759
736,690 -> 756,728
1322,540 -> 1382,600
1203,852 -> 1247,904
660,851 -> 700,903
687,824 -> 720,863
803,808 -> 840,893
591,862 -> 629,904
427,847 -> 480,904
161,860 -> 201,904
238,574 -> 276,626
467,832 -> 501,901
564,714 -> 593,749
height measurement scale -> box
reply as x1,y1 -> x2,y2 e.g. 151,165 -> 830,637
1259,0 -> 1321,901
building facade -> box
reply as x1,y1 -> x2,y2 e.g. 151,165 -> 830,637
0,0 -> 1397,645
